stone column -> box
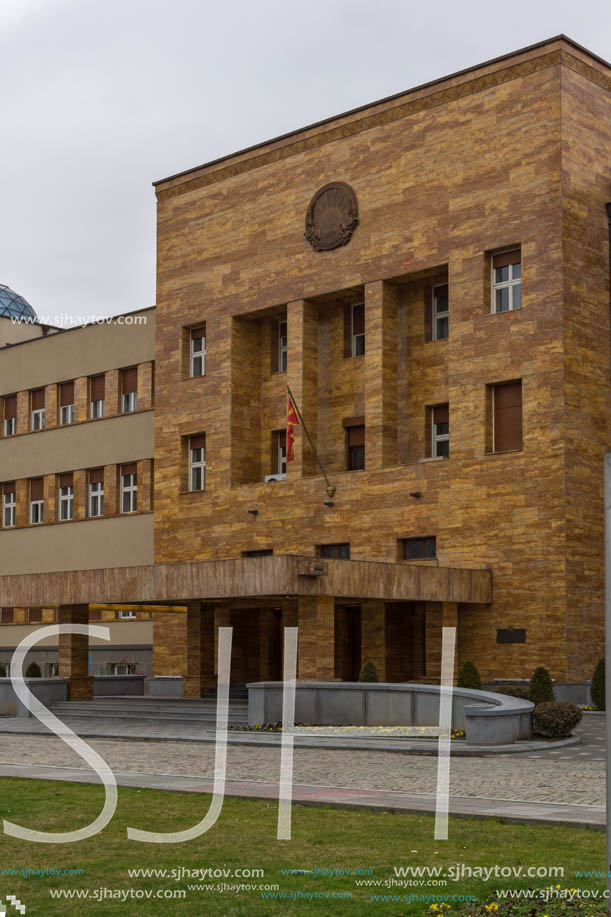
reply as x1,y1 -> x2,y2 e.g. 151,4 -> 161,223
361,600 -> 386,681
364,280 -> 398,468
58,604 -> 92,700
425,602 -> 458,685
297,596 -> 334,680
214,607 -> 232,677
183,601 -> 202,699
200,605 -> 216,694
75,376 -> 88,423
152,609 -> 187,678
286,299 -> 319,478
45,383 -> 58,429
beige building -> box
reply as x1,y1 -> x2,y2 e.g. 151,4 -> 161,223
0,289 -> 155,677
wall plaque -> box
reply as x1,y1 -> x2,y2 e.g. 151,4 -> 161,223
305,181 -> 358,251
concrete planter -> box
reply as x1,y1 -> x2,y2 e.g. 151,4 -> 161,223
147,676 -> 184,698
0,677 -> 68,717
93,675 -> 145,696
247,681 -> 534,746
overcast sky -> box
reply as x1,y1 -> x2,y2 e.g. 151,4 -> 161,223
2,0 -> 610,322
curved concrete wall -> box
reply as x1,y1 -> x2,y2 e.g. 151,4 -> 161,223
247,682 -> 534,745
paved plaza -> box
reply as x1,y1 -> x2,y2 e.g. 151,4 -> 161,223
0,716 -> 604,813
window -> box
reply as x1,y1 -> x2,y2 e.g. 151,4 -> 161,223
3,395 -> 17,436
59,381 -> 75,425
88,469 -> 104,517
90,374 -> 105,418
189,435 -> 206,491
190,326 -> 206,377
351,303 -> 365,356
120,463 -> 138,513
119,610 -> 137,619
28,608 -> 42,623
432,284 -> 449,340
31,388 -> 45,431
491,380 -> 522,453
2,483 -> 16,528
29,478 -> 44,524
345,421 -> 365,471
401,537 -> 436,560
431,404 -> 449,458
58,473 -> 74,521
242,549 -> 273,557
319,543 -> 350,559
270,317 -> 287,373
106,662 -> 137,675
1,608 -> 14,624
270,430 -> 287,478
491,249 -> 521,313
45,662 -> 59,677
120,368 -> 138,413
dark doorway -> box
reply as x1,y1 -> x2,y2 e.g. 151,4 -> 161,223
385,603 -> 426,681
335,604 -> 362,681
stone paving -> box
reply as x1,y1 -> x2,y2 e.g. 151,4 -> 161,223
0,717 -> 604,808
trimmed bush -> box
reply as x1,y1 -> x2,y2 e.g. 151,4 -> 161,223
497,684 -> 530,700
532,701 -> 582,738
591,658 -> 605,711
358,659 -> 379,683
25,661 -> 41,678
528,666 -> 554,705
457,662 -> 481,691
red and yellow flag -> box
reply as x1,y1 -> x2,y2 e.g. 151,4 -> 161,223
287,395 -> 299,462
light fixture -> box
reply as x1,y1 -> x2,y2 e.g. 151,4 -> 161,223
410,492 -> 422,499
248,508 -> 259,516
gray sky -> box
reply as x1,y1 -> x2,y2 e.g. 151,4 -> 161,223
2,0 -> 610,322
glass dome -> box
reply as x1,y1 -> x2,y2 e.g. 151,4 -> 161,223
0,284 -> 37,321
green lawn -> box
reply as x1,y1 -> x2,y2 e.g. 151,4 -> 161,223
0,778 -> 604,915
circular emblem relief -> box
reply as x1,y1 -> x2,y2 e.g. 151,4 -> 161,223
305,181 -> 359,251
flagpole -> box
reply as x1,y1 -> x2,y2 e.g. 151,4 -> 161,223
287,385 -> 335,498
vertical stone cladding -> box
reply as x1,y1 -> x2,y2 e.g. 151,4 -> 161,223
560,65 -> 611,682
58,604 -> 92,699
297,596 -> 335,680
365,281 -> 398,468
360,599 -> 387,680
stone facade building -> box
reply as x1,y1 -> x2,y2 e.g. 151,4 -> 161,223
1,36 -> 609,697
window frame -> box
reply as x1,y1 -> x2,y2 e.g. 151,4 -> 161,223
190,328 -> 206,378
318,543 -> 351,560
490,379 -> 523,454
29,499 -> 44,525
31,407 -> 46,431
90,399 -> 105,419
345,422 -> 365,471
189,436 -> 206,492
401,536 -> 437,561
2,395 -> 17,436
120,470 -> 138,514
59,485 -> 74,521
431,404 -> 450,459
278,320 -> 288,373
119,610 -> 137,620
59,404 -> 75,425
121,391 -> 138,413
351,303 -> 365,357
432,283 -> 449,340
491,249 -> 522,314
88,480 -> 105,518
2,491 -> 16,528
271,429 -> 287,478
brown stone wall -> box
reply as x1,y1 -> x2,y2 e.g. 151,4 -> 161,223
151,49 -> 610,684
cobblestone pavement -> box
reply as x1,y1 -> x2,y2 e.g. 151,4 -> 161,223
0,718 -> 603,807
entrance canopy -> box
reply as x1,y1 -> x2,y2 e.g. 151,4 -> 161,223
0,554 -> 491,608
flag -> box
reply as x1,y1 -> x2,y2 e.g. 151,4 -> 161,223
287,395 -> 299,462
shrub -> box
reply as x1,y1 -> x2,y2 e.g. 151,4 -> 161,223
457,662 -> 481,690
528,666 -> 554,705
591,658 -> 605,711
532,701 -> 582,738
25,661 -> 41,678
358,659 -> 379,683
497,684 -> 530,700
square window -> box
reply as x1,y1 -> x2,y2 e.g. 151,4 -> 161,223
491,249 -> 521,313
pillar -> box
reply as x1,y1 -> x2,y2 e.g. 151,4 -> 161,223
152,609 -> 187,678
183,601 -> 202,699
286,299 -> 319,478
297,596 -> 334,680
364,280 -> 398,468
75,376 -> 88,423
361,600 -> 386,681
214,607 -> 231,677
425,602 -> 458,685
58,604 -> 92,700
